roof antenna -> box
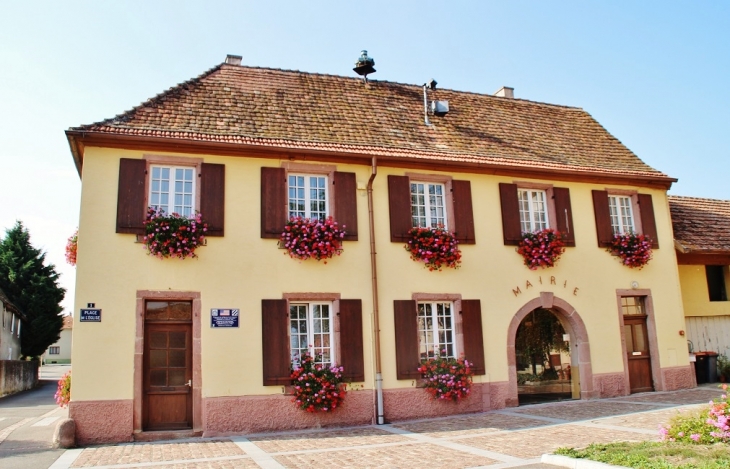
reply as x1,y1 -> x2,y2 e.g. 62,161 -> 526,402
423,79 -> 436,126
353,50 -> 376,83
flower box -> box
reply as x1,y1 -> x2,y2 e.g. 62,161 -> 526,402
517,228 -> 565,270
290,353 -> 346,413
418,354 -> 473,402
142,208 -> 208,259
607,233 -> 652,269
280,217 -> 345,263
405,226 -> 461,271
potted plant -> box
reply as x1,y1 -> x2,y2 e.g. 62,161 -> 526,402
280,217 -> 346,263
517,228 -> 565,270
142,208 -> 208,259
418,353 -> 473,402
290,352 -> 346,412
65,229 -> 78,266
55,370 -> 71,408
607,233 -> 653,269
405,226 -> 462,271
718,354 -> 730,383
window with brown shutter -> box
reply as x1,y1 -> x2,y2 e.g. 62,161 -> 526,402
200,163 -> 225,237
393,300 -> 421,380
592,190 -> 614,247
388,175 -> 413,243
261,299 -> 291,386
260,167 -> 287,239
637,194 -> 659,249
593,190 -> 660,249
333,172 -> 358,241
116,158 -> 147,234
452,180 -> 476,244
339,299 -> 365,381
461,299 -> 485,375
553,187 -> 576,247
499,183 -> 522,245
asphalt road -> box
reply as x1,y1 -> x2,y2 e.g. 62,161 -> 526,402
0,365 -> 69,469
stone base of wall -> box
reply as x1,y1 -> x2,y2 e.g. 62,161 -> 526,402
382,382 -> 510,421
0,360 -> 38,397
203,391 -> 374,436
593,372 -> 628,398
662,365 -> 696,391
69,399 -> 134,446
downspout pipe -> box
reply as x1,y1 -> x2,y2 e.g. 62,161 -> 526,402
367,157 -> 384,424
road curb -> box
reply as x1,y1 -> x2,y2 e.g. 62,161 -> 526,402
541,453 -> 631,469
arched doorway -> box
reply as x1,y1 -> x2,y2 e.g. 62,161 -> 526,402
506,293 -> 596,407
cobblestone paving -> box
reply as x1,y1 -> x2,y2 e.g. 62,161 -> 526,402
71,440 -> 244,467
392,412 -> 546,438
457,424 -> 653,459
249,427 -> 409,452
273,443 -> 498,469
52,386 -> 725,469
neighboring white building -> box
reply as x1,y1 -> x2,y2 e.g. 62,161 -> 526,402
43,315 -> 73,364
0,287 -> 24,360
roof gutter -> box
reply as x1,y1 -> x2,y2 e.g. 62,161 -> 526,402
367,157 -> 384,425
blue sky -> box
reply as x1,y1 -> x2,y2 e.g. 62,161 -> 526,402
1,1 -> 728,314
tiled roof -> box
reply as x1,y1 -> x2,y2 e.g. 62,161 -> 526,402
0,286 -> 23,318
62,315 -> 73,330
69,61 -> 671,180
669,195 -> 730,253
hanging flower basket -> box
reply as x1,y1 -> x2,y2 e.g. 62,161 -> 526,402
280,217 -> 345,263
65,229 -> 78,266
405,226 -> 461,271
290,353 -> 346,413
608,233 -> 653,269
517,228 -> 565,270
418,354 -> 473,402
142,208 -> 208,260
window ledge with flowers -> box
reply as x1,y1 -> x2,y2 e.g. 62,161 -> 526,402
290,353 -> 347,413
65,229 -> 78,266
141,208 -> 208,260
405,226 -> 462,271
418,354 -> 474,402
607,233 -> 653,269
280,217 -> 346,263
517,228 -> 565,270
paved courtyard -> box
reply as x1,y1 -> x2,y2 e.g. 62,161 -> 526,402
50,385 -> 724,469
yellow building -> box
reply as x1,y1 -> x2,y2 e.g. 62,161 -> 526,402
65,54 -> 694,445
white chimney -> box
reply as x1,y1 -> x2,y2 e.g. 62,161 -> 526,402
225,54 -> 242,66
494,86 -> 514,99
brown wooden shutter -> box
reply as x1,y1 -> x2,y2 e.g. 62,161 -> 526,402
388,175 -> 412,243
394,300 -> 420,380
553,187 -> 576,247
261,167 -> 287,239
261,299 -> 291,386
499,183 -> 522,245
452,180 -> 476,244
461,300 -> 485,375
592,190 -> 613,247
116,158 -> 146,235
200,163 -> 225,237
339,299 -> 364,381
333,172 -> 358,241
638,193 -> 659,249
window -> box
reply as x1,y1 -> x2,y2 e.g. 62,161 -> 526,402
149,165 -> 196,217
116,157 -> 224,236
289,302 -> 334,366
499,183 -> 575,246
608,195 -> 635,235
417,302 -> 455,358
411,182 -> 447,229
706,266 -> 728,302
49,346 -> 60,355
387,175 -> 475,244
621,296 -> 646,315
518,189 -> 549,233
288,174 -> 328,220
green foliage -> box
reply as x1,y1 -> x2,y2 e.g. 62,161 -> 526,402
515,308 -> 567,374
0,222 -> 65,358
718,353 -> 730,381
556,441 -> 730,469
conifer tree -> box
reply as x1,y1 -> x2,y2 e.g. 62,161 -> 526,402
0,221 -> 65,358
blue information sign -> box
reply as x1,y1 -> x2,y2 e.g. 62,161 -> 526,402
80,309 -> 102,322
211,309 -> 239,328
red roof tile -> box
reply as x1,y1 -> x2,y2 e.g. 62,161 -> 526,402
69,61 -> 671,180
669,195 -> 730,253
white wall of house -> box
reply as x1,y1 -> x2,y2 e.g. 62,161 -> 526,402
43,320 -> 72,364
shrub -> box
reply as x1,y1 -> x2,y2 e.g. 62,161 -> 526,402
55,370 -> 71,407
660,384 -> 729,444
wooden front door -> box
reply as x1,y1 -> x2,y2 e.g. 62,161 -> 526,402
143,322 -> 193,430
624,316 -> 653,393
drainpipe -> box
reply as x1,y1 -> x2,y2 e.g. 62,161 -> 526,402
367,157 -> 384,424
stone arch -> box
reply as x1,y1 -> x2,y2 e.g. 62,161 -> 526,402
506,292 -> 596,406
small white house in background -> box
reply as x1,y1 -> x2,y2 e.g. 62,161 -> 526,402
0,287 -> 25,360
43,315 -> 73,365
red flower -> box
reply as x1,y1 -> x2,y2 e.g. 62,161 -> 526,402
280,217 -> 346,262
405,226 -> 461,271
516,229 -> 565,270
608,233 -> 653,269
290,352 -> 346,413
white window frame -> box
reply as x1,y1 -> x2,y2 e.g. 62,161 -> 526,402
289,302 -> 335,367
49,346 -> 60,355
518,188 -> 550,233
417,301 -> 457,359
608,195 -> 636,235
148,164 -> 197,217
287,173 -> 329,221
10,314 -> 15,334
411,181 -> 447,229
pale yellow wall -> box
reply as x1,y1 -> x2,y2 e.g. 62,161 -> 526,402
72,147 -> 689,401
679,265 -> 730,317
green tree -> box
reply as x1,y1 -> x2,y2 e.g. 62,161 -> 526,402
0,221 -> 65,358
515,308 -> 568,376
